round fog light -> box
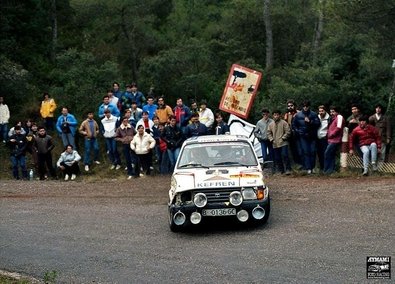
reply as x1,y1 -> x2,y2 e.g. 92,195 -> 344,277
173,211 -> 186,226
194,193 -> 207,208
190,212 -> 202,224
236,209 -> 249,222
229,191 -> 243,206
252,206 -> 265,220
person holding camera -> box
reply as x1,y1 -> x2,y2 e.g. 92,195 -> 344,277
56,107 -> 78,149
7,125 -> 28,180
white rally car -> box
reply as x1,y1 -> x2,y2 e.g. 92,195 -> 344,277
168,135 -> 270,231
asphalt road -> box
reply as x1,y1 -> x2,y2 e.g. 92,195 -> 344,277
0,176 -> 394,283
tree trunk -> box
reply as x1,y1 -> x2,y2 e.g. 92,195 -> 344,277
120,6 -> 138,82
312,0 -> 325,65
50,0 -> 58,62
263,0 -> 273,76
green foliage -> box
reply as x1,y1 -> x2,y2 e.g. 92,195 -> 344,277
43,270 -> 58,284
0,0 -> 394,126
48,49 -> 120,119
0,56 -> 41,122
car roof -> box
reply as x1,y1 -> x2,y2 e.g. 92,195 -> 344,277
184,135 -> 250,145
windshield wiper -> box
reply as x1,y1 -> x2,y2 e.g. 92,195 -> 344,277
178,163 -> 210,169
213,161 -> 252,167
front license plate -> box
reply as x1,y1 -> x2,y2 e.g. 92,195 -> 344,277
202,208 -> 236,216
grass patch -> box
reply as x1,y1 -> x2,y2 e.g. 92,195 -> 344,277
0,274 -> 31,284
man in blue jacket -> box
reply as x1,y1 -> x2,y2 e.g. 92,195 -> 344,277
98,95 -> 120,119
56,107 -> 78,149
129,82 -> 146,108
292,101 -> 320,174
173,98 -> 191,134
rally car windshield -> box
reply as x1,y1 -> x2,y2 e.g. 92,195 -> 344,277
177,142 -> 258,168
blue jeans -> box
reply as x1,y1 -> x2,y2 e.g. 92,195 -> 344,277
11,155 -> 27,179
167,147 -> 181,171
324,143 -> 339,174
105,138 -> 120,165
160,151 -> 171,174
0,123 -> 8,142
298,137 -> 316,170
361,143 -> 377,170
273,146 -> 291,173
122,144 -> 135,176
83,138 -> 99,165
316,138 -> 328,170
260,140 -> 273,162
61,133 -> 76,149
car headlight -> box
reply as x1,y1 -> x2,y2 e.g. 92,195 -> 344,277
229,191 -> 243,206
242,187 -> 257,200
193,193 -> 207,208
190,212 -> 202,224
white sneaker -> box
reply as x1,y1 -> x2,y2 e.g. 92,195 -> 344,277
64,174 -> 69,181
110,165 -> 116,170
372,162 -> 378,172
71,174 -> 76,180
307,170 -> 312,174
94,161 -> 101,165
84,165 -> 89,171
115,165 -> 121,170
139,173 -> 144,177
127,176 -> 132,180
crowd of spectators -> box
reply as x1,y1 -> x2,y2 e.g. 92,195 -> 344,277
0,83 -> 228,180
0,84 -> 392,180
254,100 -> 392,176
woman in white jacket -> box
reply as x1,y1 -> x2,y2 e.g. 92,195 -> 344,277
56,144 -> 81,180
130,125 -> 156,177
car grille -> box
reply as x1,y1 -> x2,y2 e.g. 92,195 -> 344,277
193,188 -> 238,204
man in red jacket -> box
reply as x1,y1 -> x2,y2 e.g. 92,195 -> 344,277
349,115 -> 381,176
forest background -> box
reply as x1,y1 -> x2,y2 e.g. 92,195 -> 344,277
1,0 -> 394,126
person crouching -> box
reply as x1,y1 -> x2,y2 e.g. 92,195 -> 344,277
56,144 -> 81,181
